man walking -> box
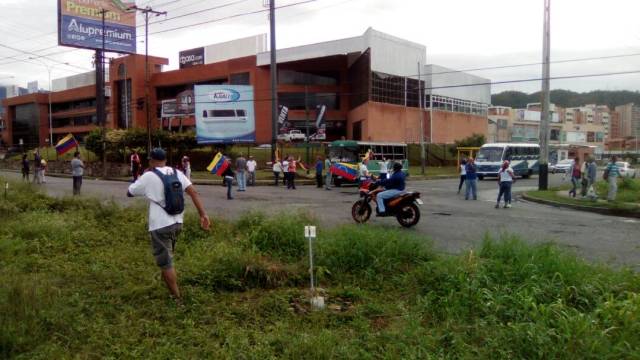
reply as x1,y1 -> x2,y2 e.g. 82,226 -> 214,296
127,148 -> 210,304
604,155 -> 620,202
465,158 -> 478,200
585,156 -> 598,201
71,151 -> 85,196
315,155 -> 324,188
236,153 -> 247,191
247,156 -> 257,186
324,156 -> 332,190
33,150 -> 42,184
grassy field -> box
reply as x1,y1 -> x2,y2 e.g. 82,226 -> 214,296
2,181 -> 640,358
527,178 -> 640,213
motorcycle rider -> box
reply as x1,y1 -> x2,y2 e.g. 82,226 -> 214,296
374,162 -> 405,216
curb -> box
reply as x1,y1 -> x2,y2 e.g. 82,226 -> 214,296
521,192 -> 640,219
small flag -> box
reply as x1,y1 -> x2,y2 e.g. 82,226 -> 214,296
206,153 -> 229,176
330,162 -> 358,181
55,134 -> 78,156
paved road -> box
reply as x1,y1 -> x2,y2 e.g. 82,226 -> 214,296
3,170 -> 638,268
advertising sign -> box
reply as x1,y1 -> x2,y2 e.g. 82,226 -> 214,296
195,85 -> 256,144
179,47 -> 205,69
310,105 -> 327,141
58,0 -> 137,53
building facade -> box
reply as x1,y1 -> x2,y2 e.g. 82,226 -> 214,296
2,28 -> 491,149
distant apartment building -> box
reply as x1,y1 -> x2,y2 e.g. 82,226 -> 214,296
614,103 -> 640,139
488,102 -> 608,154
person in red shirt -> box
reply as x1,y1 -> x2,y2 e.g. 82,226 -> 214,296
287,156 -> 297,190
130,150 -> 141,182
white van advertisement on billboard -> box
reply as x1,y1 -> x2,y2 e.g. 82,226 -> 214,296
195,85 -> 256,144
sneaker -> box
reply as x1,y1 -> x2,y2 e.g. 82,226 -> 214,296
505,204 -> 512,208
495,204 -> 500,209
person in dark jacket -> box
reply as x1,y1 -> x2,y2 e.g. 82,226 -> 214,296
222,161 -> 235,200
374,162 -> 406,215
21,154 -> 29,181
465,158 -> 478,200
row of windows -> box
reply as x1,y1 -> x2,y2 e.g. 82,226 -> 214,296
53,115 -> 97,128
278,92 -> 340,111
52,99 -> 97,113
428,95 -> 488,116
370,71 -> 423,108
278,70 -> 339,86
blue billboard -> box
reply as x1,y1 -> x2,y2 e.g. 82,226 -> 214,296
195,85 -> 256,144
58,0 -> 137,54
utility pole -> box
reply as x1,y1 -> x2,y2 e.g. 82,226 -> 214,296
305,86 -> 310,167
129,5 -> 166,156
418,63 -> 426,175
538,0 -> 551,190
97,9 -> 108,177
268,0 -> 278,162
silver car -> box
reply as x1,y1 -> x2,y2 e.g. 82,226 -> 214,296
550,159 -> 573,174
616,162 -> 636,178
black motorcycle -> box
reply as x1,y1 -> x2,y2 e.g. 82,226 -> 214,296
351,178 -> 422,228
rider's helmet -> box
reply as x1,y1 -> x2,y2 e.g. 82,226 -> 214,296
393,162 -> 403,173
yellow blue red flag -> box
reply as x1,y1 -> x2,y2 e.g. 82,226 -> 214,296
207,153 -> 229,176
55,134 -> 78,156
330,162 -> 358,181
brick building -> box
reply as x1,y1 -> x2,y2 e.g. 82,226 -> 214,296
1,28 -> 490,149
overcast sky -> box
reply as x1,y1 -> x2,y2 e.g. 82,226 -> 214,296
1,0 -> 639,94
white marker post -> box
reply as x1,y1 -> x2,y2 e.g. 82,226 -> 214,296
305,225 -> 324,310
4,182 -> 8,199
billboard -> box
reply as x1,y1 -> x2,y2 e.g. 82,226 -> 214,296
58,0 -> 137,53
195,85 -> 256,144
179,47 -> 205,69
161,90 -> 195,118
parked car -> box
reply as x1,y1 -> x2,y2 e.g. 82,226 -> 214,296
277,130 -> 307,142
550,159 -> 573,174
616,162 -> 636,178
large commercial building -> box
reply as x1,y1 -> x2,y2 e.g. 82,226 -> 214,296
1,28 -> 490,149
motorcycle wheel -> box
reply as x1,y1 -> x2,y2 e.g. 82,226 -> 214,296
396,203 -> 420,228
351,200 -> 372,224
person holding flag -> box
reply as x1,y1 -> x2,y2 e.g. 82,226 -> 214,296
207,153 -> 234,200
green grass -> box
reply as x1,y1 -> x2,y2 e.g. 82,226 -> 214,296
2,181 -> 640,358
527,178 -> 640,213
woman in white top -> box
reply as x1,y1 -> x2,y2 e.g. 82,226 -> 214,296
272,160 -> 283,186
496,160 -> 515,208
378,158 -> 388,180
458,159 -> 467,194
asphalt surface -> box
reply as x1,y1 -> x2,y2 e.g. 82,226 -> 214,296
2,170 -> 638,268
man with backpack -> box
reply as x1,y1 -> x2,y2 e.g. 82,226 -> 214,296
127,148 -> 210,304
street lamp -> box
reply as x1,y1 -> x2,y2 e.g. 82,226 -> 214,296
28,58 -> 69,147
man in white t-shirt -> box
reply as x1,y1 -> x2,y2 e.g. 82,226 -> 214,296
127,148 -> 210,303
246,156 -> 257,186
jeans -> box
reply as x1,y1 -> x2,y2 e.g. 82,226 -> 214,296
458,175 -> 466,192
569,176 -> 579,197
316,173 -> 323,188
608,176 -> 618,201
497,181 -> 512,204
248,171 -> 256,186
273,171 -> 280,186
465,178 -> 477,200
73,176 -> 82,195
325,172 -> 332,189
287,172 -> 296,189
236,171 -> 246,191
225,177 -> 233,199
580,178 -> 589,197
377,189 -> 403,213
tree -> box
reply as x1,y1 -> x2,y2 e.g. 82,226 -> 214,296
455,133 -> 486,149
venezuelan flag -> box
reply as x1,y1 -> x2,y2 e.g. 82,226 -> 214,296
55,134 -> 78,156
330,162 -> 358,181
206,153 -> 229,176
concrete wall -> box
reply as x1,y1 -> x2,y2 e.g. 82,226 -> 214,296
425,64 -> 490,104
429,110 -> 488,144
205,34 -> 267,65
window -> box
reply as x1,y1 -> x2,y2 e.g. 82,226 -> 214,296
550,128 -> 560,141
477,147 -> 504,162
278,70 -> 339,86
371,71 -> 405,106
279,93 -> 339,110
230,72 -> 250,85
13,104 -> 39,148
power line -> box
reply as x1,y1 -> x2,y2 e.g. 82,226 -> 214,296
148,0 -> 250,25
0,42 -> 92,72
147,0 -> 318,36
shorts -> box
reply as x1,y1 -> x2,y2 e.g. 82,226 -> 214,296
149,223 -> 182,270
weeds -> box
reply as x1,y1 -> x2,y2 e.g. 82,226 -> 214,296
1,180 -> 639,358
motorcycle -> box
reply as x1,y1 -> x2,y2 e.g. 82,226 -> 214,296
351,177 -> 423,228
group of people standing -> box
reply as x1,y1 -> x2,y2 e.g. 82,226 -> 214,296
566,155 -> 620,202
21,151 -> 47,184
458,157 -> 515,208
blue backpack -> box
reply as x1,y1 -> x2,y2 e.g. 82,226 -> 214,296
152,168 -> 185,215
